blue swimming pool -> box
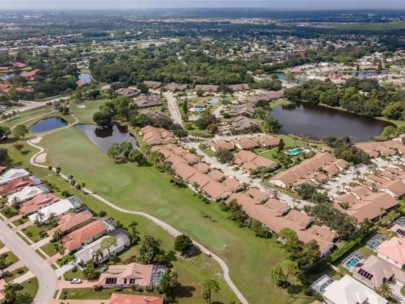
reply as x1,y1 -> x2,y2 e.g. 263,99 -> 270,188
342,252 -> 364,270
287,148 -> 304,156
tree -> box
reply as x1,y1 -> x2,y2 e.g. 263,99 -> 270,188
262,116 -> 282,133
129,221 -> 140,245
107,143 -> 121,161
158,269 -> 180,298
278,228 -> 301,258
83,261 -> 100,280
201,279 -> 220,304
137,235 -> 167,265
93,111 -> 112,126
128,149 -> 145,165
2,282 -> 23,303
277,138 -> 285,153
12,124 -> 28,139
376,282 -> 393,299
100,236 -> 117,257
215,148 -> 234,164
174,234 -> 193,255
13,143 -> 24,153
271,261 -> 299,287
0,126 -> 10,139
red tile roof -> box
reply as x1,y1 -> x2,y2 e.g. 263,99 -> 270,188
19,193 -> 60,214
62,220 -> 107,251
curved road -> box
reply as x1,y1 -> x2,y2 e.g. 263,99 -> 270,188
0,220 -> 57,304
27,124 -> 248,304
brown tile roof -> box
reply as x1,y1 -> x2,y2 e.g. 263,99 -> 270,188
19,193 -> 60,214
54,210 -> 94,233
208,169 -> 226,182
188,172 -> 213,188
284,210 -> 313,229
108,293 -> 164,304
99,263 -> 154,288
222,178 -> 242,192
62,220 -> 107,251
264,199 -> 291,216
246,188 -> 269,203
174,163 -> 198,181
140,126 -> 175,146
193,162 -> 211,174
202,181 -> 230,200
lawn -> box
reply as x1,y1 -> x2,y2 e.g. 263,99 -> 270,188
0,104 -> 313,304
38,127 -> 310,304
63,267 -> 85,280
12,217 -> 29,227
15,278 -> 38,304
21,225 -> 46,243
70,99 -> 106,125
40,242 -> 59,257
1,251 -> 19,268
4,266 -> 29,283
59,288 -> 163,301
1,106 -> 53,129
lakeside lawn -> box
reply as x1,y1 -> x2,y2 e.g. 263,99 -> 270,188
1,106 -> 53,129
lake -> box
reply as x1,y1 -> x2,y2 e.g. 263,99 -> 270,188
78,73 -> 92,83
270,103 -> 394,142
30,117 -> 68,133
76,124 -> 138,152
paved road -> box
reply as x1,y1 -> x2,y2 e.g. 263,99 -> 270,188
164,92 -> 183,127
0,220 -> 57,304
27,130 -> 249,304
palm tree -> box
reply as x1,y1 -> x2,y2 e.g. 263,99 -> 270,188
376,282 -> 392,299
129,221 -> 140,245
92,249 -> 104,266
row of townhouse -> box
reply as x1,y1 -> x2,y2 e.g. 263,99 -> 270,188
227,190 -> 337,257
355,138 -> 405,158
205,133 -> 280,152
151,144 -> 243,200
270,152 -> 349,189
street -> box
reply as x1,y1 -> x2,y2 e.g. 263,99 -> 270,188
0,219 -> 57,304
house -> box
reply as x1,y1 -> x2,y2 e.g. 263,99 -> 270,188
13,62 -> 27,69
19,193 -> 60,215
164,83 -> 189,92
257,134 -> 280,148
98,262 -> 166,288
0,176 -> 36,195
49,210 -> 94,235
0,82 -> 11,93
0,168 -> 30,185
139,126 -> 176,146
143,81 -> 162,89
377,237 -> 405,268
353,255 -> 405,289
133,95 -> 163,108
271,153 -> 347,188
228,116 -> 259,132
355,140 -> 405,158
115,87 -> 141,98
245,90 -> 284,106
62,220 -> 108,252
322,275 -> 387,304
108,293 -> 164,304
194,85 -> 219,93
143,111 -> 166,121
234,138 -> 260,150
245,188 -> 269,203
227,105 -> 255,117
20,69 -> 38,81
334,188 -> 398,223
28,196 -> 82,223
201,181 -> 230,201
7,185 -> 48,205
75,229 -> 131,264
206,140 -> 235,152
229,83 -> 250,92
234,150 -> 278,173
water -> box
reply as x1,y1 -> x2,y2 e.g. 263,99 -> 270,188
78,73 -> 92,83
275,72 -> 305,85
207,97 -> 220,105
270,103 -> 394,142
76,124 -> 138,152
30,117 -> 68,133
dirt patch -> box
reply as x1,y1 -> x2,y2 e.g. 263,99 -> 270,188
30,137 -> 42,144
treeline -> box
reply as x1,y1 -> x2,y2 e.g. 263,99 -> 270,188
285,79 -> 405,120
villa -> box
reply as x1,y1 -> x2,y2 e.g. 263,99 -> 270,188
62,220 -> 108,252
75,229 -> 131,264
7,185 -> 48,205
49,210 -> 94,235
108,294 -> 164,304
28,196 -> 82,223
97,262 -> 166,288
139,126 -> 176,146
322,275 -> 387,304
0,168 -> 30,185
233,150 -> 278,173
19,193 -> 60,215
377,236 -> 405,268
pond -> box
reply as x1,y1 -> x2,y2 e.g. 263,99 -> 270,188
78,73 -> 92,83
276,72 -> 305,85
76,124 -> 138,153
270,103 -> 394,142
30,117 -> 68,133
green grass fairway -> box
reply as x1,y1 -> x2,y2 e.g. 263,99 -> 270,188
37,126 -> 310,304
1,106 -> 53,129
70,100 -> 106,125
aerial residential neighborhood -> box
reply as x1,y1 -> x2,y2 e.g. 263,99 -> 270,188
0,2 -> 405,304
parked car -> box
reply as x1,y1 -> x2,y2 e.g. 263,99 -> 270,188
70,278 -> 82,284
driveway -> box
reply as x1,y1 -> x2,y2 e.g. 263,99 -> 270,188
164,92 -> 183,127
0,219 -> 57,304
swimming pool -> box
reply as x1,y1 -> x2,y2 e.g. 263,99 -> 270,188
189,107 -> 206,112
287,148 -> 304,156
367,234 -> 387,251
207,97 -> 220,105
342,252 -> 364,271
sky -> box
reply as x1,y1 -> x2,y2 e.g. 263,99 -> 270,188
1,0 -> 405,10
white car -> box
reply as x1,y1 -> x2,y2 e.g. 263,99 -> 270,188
70,278 -> 82,284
